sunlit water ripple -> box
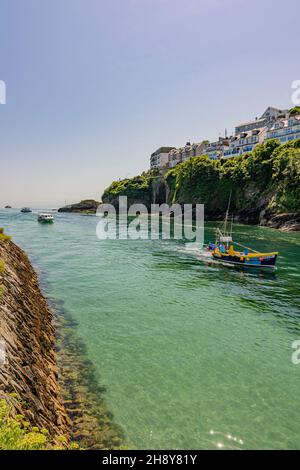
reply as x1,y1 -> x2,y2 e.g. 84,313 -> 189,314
1,209 -> 300,449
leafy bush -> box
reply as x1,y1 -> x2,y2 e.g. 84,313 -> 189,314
101,140 -> 300,217
0,398 -> 75,450
0,228 -> 11,241
289,106 -> 300,116
166,139 -> 300,215
102,171 -> 158,207
0,399 -> 49,450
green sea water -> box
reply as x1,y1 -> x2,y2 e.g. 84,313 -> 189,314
1,209 -> 300,449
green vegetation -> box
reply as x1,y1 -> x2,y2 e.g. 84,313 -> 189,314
289,106 -> 300,116
102,139 -> 300,220
166,139 -> 300,215
0,228 -> 11,241
0,398 -> 50,450
102,169 -> 159,207
0,397 -> 79,450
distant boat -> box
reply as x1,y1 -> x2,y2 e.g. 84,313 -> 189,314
38,213 -> 54,224
4,205 -> 12,209
21,207 -> 32,213
207,193 -> 278,269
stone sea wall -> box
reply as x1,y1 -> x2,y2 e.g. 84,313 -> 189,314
0,235 -> 125,449
0,237 -> 69,438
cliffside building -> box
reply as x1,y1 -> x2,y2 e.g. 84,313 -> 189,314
150,147 -> 175,169
200,137 -> 230,160
266,115 -> 300,144
224,128 -> 267,158
234,107 -> 287,135
168,141 -> 208,168
149,106 -> 299,169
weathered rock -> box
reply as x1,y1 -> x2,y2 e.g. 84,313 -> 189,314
58,200 -> 100,214
0,238 -> 69,438
262,212 -> 300,232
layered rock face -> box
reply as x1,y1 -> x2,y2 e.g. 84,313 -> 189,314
0,238 -> 69,438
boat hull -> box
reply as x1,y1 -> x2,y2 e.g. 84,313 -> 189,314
38,219 -> 54,224
212,253 -> 277,268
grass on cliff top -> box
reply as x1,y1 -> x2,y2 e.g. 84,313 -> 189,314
0,398 -> 78,450
102,169 -> 159,200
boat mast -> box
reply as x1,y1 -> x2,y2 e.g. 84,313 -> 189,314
223,190 -> 232,236
230,214 -> 234,237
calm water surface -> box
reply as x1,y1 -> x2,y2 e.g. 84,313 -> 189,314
1,209 -> 300,449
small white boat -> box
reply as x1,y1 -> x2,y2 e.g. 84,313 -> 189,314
38,213 -> 54,224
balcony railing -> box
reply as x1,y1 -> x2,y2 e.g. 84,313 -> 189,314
267,126 -> 300,139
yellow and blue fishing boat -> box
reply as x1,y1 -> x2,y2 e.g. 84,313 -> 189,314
207,194 -> 278,269
208,236 -> 278,268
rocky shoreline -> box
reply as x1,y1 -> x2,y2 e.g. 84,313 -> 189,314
0,237 -> 69,439
102,177 -> 300,233
0,236 -> 125,449
58,199 -> 100,214
102,140 -> 300,232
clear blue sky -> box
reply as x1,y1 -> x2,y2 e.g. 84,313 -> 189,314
0,0 -> 299,207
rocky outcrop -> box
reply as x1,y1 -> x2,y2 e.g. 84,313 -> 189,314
260,212 -> 300,232
102,138 -> 300,231
58,199 -> 100,214
0,238 -> 69,438
151,177 -> 168,205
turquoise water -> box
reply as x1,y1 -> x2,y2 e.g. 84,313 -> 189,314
1,209 -> 300,449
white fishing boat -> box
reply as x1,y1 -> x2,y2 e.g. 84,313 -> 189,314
37,213 -> 54,224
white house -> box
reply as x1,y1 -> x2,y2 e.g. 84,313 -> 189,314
168,141 -> 208,168
235,107 -> 287,135
200,137 -> 230,160
266,115 -> 300,144
150,147 -> 175,169
224,128 -> 267,158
